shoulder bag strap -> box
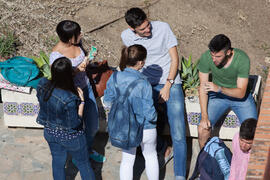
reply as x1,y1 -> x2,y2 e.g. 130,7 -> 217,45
124,78 -> 144,97
189,146 -> 205,180
190,137 -> 215,180
124,78 -> 146,125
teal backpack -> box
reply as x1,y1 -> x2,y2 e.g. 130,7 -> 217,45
0,56 -> 41,88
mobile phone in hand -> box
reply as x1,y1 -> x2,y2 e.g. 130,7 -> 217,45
88,46 -> 97,60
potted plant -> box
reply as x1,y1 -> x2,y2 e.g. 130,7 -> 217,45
180,55 -> 199,102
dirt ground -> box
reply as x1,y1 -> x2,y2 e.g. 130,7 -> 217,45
1,0 -> 270,82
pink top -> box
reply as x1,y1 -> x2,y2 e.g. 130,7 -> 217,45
229,132 -> 250,180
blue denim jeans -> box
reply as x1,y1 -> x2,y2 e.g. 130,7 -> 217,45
83,83 -> 99,151
44,130 -> 95,180
152,84 -> 187,178
207,92 -> 258,126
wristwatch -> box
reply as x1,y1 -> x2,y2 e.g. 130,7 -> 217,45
167,79 -> 175,85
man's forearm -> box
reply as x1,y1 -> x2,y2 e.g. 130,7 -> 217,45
199,86 -> 209,119
219,86 -> 246,99
218,77 -> 248,99
168,46 -> 179,80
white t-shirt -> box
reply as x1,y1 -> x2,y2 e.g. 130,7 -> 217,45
121,21 -> 181,85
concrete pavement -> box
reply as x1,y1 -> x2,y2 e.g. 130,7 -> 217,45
0,102 -> 188,180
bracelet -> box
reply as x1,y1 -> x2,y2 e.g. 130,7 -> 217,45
80,101 -> 85,104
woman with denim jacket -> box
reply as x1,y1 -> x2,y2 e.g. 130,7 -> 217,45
104,44 -> 159,180
49,20 -> 105,163
36,57 -> 95,180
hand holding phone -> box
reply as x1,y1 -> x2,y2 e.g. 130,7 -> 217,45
88,46 -> 97,61
77,60 -> 87,72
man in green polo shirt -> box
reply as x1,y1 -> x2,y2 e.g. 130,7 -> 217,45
197,34 -> 257,148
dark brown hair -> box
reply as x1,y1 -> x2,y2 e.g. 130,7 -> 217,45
119,44 -> 147,71
240,118 -> 257,140
56,20 -> 88,56
125,8 -> 147,29
208,34 -> 232,53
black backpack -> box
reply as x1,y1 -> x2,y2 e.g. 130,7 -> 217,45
108,72 -> 145,150
190,137 -> 232,180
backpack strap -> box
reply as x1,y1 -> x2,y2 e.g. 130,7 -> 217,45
189,137 -> 216,180
189,146 -> 205,180
124,78 -> 144,97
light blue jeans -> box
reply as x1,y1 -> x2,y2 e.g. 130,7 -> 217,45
152,84 -> 187,178
207,92 -> 258,126
83,83 -> 99,151
44,130 -> 95,180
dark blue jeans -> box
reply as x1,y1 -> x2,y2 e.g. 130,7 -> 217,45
44,130 -> 95,180
83,83 -> 99,151
152,84 -> 187,179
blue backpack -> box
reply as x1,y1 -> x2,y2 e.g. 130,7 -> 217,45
0,56 -> 41,88
108,72 -> 144,150
190,137 -> 232,180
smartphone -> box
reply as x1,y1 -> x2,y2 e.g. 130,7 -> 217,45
88,46 -> 97,61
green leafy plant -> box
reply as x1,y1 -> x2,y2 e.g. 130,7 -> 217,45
181,55 -> 199,96
31,51 -> 51,79
0,31 -> 17,60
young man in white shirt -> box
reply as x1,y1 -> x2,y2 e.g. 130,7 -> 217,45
121,7 -> 186,180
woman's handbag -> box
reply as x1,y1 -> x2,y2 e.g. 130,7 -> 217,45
86,60 -> 113,98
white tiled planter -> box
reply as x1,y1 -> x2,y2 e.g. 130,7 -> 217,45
1,75 -> 261,141
0,90 -> 244,140
1,89 -> 107,130
185,97 -> 240,140
1,89 -> 42,128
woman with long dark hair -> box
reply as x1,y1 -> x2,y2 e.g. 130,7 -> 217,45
49,20 -> 105,163
36,57 -> 95,180
104,44 -> 159,180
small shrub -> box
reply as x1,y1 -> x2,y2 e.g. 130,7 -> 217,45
180,55 -> 199,96
0,30 -> 18,60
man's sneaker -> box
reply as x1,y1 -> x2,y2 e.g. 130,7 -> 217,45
89,150 -> 106,163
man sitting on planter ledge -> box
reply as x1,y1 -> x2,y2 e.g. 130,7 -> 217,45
197,34 -> 258,149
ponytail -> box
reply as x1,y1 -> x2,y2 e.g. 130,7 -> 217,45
119,46 -> 129,71
119,44 -> 147,71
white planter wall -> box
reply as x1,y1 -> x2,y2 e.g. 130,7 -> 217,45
1,89 -> 42,128
0,89 -> 240,140
185,98 -> 240,140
